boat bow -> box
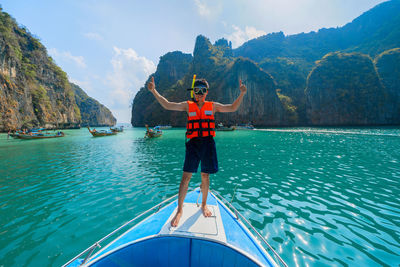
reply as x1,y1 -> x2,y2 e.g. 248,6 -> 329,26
65,189 -> 286,267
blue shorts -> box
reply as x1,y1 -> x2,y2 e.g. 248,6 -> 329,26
183,137 -> 218,174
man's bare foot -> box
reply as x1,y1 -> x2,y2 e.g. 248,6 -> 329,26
201,205 -> 212,217
171,210 -> 183,227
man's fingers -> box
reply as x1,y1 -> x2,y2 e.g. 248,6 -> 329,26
239,79 -> 242,87
148,76 -> 155,90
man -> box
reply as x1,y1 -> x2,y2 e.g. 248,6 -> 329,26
147,76 -> 247,227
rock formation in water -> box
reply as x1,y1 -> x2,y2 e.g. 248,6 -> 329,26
131,51 -> 193,126
132,36 -> 288,127
131,1 -> 400,126
233,0 -> 400,63
71,83 -> 116,127
0,8 -> 115,131
305,52 -> 388,125
375,48 -> 400,123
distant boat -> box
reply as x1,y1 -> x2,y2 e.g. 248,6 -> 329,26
87,126 -> 117,137
145,125 -> 163,138
64,188 -> 287,267
235,124 -> 255,130
216,123 -> 235,131
110,126 -> 124,133
30,127 -> 46,132
10,128 -> 46,138
16,131 -> 65,140
9,131 -> 22,138
156,125 -> 172,130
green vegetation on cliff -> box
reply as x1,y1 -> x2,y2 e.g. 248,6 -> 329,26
234,1 -> 400,63
130,1 -> 400,126
0,7 -> 115,130
305,52 -> 388,125
132,36 -> 286,127
374,48 -> 400,122
71,83 -> 116,127
131,51 -> 193,126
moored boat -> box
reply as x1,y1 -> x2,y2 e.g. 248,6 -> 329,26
87,126 -> 117,137
216,123 -> 235,131
16,131 -> 65,139
145,124 -> 163,138
9,131 -> 22,138
110,126 -> 124,133
155,125 -> 172,130
10,128 -> 48,138
235,124 -> 255,130
64,188 -> 287,267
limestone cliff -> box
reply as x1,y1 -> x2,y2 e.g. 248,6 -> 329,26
131,35 -> 286,127
259,58 -> 309,124
305,52 -> 388,125
234,0 -> 400,63
71,83 -> 116,127
131,0 -> 400,127
131,51 -> 193,126
0,8 -> 115,131
0,10 -> 80,131
375,48 -> 400,123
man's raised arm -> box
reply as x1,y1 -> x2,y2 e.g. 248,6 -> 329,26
148,77 -> 187,112
214,79 -> 247,113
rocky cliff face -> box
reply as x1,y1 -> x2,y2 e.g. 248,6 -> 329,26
234,0 -> 400,62
0,9 -> 115,131
305,52 -> 389,125
131,35 -> 287,127
71,83 -> 116,127
131,51 -> 193,126
0,10 -> 79,131
207,57 -> 284,126
259,58 -> 308,124
131,0 -> 400,127
375,48 -> 400,123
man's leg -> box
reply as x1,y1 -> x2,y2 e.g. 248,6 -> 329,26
171,171 -> 193,227
200,172 -> 212,217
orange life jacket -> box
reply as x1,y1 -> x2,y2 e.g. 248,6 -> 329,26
186,101 -> 216,139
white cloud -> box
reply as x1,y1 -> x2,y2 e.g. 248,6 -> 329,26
105,47 -> 156,123
83,32 -> 103,41
193,0 -> 223,19
194,0 -> 211,17
48,48 -> 87,68
224,25 -> 267,48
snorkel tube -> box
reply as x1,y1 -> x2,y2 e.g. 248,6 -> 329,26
188,74 -> 197,102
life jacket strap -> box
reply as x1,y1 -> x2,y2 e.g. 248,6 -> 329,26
186,119 -> 215,137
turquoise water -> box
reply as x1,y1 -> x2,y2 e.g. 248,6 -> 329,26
1,127 -> 400,266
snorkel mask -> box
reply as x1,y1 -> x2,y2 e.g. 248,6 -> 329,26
193,86 -> 208,95
187,76 -> 209,102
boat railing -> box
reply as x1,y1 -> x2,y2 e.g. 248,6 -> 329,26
62,192 -> 179,267
212,190 -> 288,267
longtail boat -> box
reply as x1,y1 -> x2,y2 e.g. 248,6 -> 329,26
64,188 -> 287,267
16,131 -> 65,140
110,126 -> 124,133
216,123 -> 236,131
235,124 -> 255,130
145,124 -> 163,138
87,126 -> 117,137
156,125 -> 172,130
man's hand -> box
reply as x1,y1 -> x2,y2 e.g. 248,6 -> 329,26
148,76 -> 155,92
239,79 -> 247,94
214,79 -> 247,113
146,76 -> 187,111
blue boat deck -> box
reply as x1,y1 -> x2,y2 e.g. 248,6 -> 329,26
68,189 -> 278,267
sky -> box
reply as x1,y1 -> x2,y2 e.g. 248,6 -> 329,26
1,0 -> 387,123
